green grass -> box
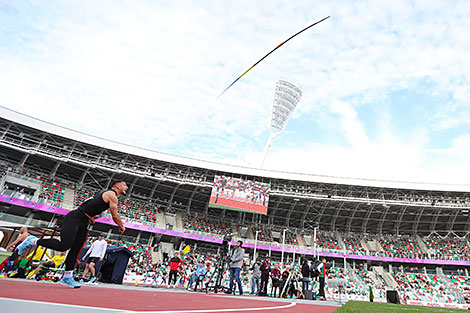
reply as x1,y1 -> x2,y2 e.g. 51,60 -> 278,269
334,301 -> 466,312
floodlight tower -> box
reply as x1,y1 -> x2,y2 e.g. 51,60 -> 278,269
261,80 -> 302,168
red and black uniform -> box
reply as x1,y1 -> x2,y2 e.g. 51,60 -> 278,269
318,263 -> 327,299
270,267 -> 282,296
280,269 -> 290,297
260,260 -> 271,296
168,257 -> 183,285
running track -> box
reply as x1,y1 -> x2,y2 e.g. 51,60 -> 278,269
0,279 -> 339,313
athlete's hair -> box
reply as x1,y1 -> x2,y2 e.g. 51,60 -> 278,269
111,180 -> 125,188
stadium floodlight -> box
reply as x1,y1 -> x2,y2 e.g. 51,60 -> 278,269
261,80 -> 302,168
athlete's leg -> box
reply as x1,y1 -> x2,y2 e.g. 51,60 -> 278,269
63,223 -> 88,271
89,261 -> 96,277
82,263 -> 90,278
37,212 -> 82,251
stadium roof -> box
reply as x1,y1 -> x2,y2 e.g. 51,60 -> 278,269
1,106 -> 469,193
1,106 -> 469,236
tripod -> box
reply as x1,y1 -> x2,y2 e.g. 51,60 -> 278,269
280,268 -> 295,298
205,253 -> 229,294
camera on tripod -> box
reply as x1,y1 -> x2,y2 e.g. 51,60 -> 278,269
222,233 -> 232,256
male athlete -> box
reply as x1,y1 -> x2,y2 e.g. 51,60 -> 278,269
15,181 -> 128,288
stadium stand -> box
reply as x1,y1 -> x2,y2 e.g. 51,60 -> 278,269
378,235 -> 426,259
284,230 -> 299,246
425,235 -> 470,261
316,232 -> 341,251
182,214 -> 231,236
252,225 -> 273,242
84,237 -> 153,275
393,269 -> 457,303
343,235 -> 367,255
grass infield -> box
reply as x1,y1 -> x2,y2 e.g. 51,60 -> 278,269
334,301 -> 465,312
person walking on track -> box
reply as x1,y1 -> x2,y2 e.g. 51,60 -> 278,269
80,233 -> 108,283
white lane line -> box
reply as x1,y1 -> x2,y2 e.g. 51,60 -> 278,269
140,302 -> 296,313
0,297 -> 126,312
0,297 -> 297,313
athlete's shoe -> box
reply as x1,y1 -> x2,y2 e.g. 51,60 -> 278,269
16,235 -> 37,255
89,277 -> 97,283
59,277 -> 81,288
79,278 -> 84,283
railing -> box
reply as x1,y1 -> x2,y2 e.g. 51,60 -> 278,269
0,213 -> 49,227
436,267 -> 465,304
345,262 -> 368,295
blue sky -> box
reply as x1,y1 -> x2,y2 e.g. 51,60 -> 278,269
1,0 -> 470,184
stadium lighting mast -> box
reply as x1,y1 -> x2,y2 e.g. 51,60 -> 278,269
261,80 -> 302,168
253,230 -> 261,263
281,228 -> 287,264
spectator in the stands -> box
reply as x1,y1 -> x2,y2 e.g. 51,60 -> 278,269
0,183 -> 8,194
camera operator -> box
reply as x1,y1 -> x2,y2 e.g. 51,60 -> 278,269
301,258 -> 311,295
225,240 -> 245,295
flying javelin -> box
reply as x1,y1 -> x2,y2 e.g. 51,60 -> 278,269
217,16 -> 330,98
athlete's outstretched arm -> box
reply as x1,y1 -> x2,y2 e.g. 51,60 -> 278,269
7,232 -> 28,251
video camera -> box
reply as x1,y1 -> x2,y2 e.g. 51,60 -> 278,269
222,233 -> 233,256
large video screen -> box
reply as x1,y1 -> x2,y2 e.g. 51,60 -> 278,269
209,175 -> 270,215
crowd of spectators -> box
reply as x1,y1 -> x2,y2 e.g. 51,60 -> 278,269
316,232 -> 341,251
378,236 -> 426,259
252,226 -> 273,242
1,164 -> 68,204
2,163 -> 470,265
393,270 -> 456,303
284,230 -> 299,246
343,236 -> 366,254
425,236 -> 470,261
182,215 -> 231,236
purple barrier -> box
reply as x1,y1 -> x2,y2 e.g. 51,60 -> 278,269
1,194 -> 469,266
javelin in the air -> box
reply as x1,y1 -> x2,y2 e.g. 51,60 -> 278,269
217,16 -> 330,98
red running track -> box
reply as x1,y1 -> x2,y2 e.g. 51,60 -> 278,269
0,279 -> 338,312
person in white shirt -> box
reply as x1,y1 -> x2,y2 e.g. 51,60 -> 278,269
80,233 -> 107,283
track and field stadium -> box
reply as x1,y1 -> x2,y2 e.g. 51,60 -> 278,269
0,106 -> 469,312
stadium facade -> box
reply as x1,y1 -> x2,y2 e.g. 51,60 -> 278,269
1,106 -> 469,238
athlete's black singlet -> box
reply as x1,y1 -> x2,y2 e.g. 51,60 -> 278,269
77,189 -> 116,217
